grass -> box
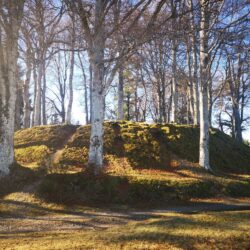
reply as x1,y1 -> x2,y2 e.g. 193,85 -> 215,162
0,121 -> 250,249
14,124 -> 77,150
0,161 -> 249,209
14,121 -> 250,173
10,122 -> 250,206
0,209 -> 249,249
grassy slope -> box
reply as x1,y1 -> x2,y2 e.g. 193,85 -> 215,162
9,121 -> 250,206
15,121 -> 250,172
0,122 -> 250,249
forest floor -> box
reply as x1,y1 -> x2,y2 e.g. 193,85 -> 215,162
0,193 -> 250,249
0,161 -> 249,249
1,123 -> 250,249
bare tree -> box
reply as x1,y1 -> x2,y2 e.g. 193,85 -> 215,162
65,15 -> 76,124
0,0 -> 25,176
64,0 -> 168,174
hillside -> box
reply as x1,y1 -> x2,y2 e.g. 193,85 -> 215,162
0,122 -> 250,249
0,121 -> 246,207
14,121 -> 250,173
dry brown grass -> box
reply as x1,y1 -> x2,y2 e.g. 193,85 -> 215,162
0,208 -> 249,250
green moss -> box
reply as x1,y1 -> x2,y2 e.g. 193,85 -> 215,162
14,121 -> 250,173
15,125 -> 77,150
37,172 -> 250,206
15,145 -> 51,167
210,129 -> 250,173
59,147 -> 88,166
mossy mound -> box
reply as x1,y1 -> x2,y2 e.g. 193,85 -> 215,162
59,147 -> 88,167
15,145 -> 51,168
15,124 -> 77,149
36,171 -> 250,206
14,125 -> 77,168
62,121 -> 250,173
7,122 -> 250,206
14,121 -> 250,173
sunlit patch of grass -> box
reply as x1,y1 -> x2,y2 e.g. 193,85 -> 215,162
0,210 -> 249,250
15,145 -> 51,168
14,125 -> 77,150
59,146 -> 88,167
14,121 -> 250,174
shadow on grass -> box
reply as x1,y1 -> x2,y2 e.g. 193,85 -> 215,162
114,212 -> 250,249
1,164 -> 250,212
35,170 -> 220,207
0,164 -> 42,199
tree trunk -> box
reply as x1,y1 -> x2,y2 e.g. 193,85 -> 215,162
171,41 -> 178,123
192,43 -> 200,125
126,93 -> 131,121
15,82 -> 23,130
66,49 -> 74,124
23,51 -> 32,128
186,42 -> 194,123
157,85 -> 163,123
61,96 -> 66,123
34,61 -> 42,126
0,27 -> 19,176
135,81 -> 139,122
233,104 -> 242,143
189,0 -> 199,125
32,66 -> 38,127
117,66 -> 124,120
78,51 -> 89,124
89,65 -> 93,124
162,80 -> 167,123
233,54 -> 243,143
66,18 -> 75,124
199,0 -> 211,171
88,58 -> 105,172
84,73 -> 89,124
88,0 -> 105,174
42,61 -> 47,125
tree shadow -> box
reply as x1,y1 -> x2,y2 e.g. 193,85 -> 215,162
0,164 -> 42,199
114,211 -> 250,249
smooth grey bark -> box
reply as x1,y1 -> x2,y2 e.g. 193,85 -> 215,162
228,53 -> 243,143
15,82 -> 23,130
65,49 -> 74,124
0,1 -> 24,176
78,52 -> 89,124
117,66 -> 124,120
23,49 -> 32,128
233,103 -> 242,143
66,17 -> 75,124
186,41 -> 195,123
83,71 -> 89,125
89,65 -> 93,124
87,0 -> 105,173
135,81 -> 139,122
170,0 -> 178,123
42,61 -> 47,125
126,92 -> 131,121
171,40 -> 178,123
33,61 -> 43,126
199,0 -> 211,171
189,0 -> 199,125
66,0 -> 167,173
31,66 -> 38,127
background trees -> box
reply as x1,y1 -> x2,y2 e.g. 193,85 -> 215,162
0,0 -> 249,176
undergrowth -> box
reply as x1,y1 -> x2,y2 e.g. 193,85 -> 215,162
9,121 -> 250,207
